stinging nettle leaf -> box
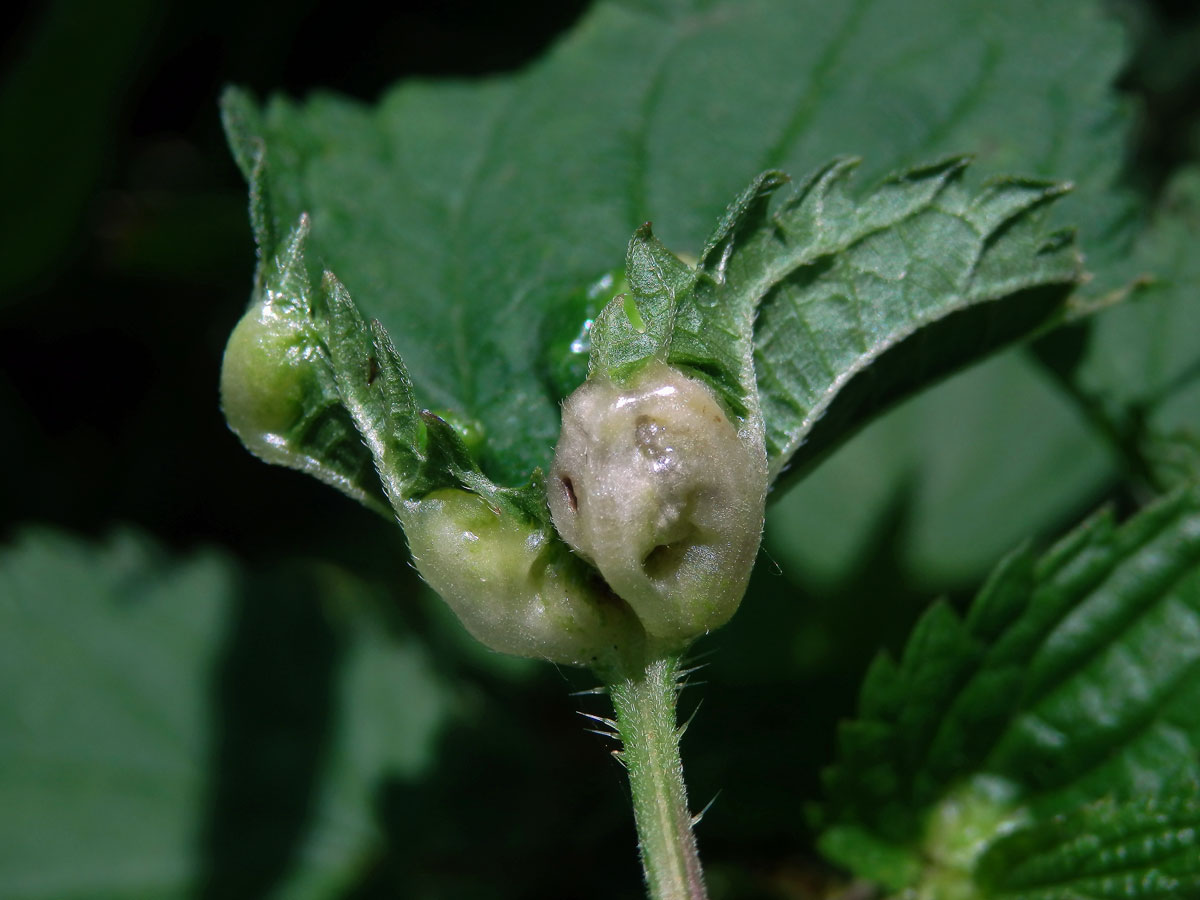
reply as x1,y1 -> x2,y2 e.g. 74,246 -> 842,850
219,1 -> 1136,624
0,530 -> 237,899
219,209 -> 548,529
220,0 -> 1142,671
225,150 -> 1081,536
219,0 -> 1132,489
819,484 -> 1200,894
0,528 -> 453,899
751,159 -> 1080,482
219,216 -> 392,519
975,781 -> 1200,899
587,158 -> 1081,484
588,170 -> 789,434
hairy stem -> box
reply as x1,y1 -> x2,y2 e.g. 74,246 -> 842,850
608,655 -> 708,900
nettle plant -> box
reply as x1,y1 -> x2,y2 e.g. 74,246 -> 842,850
214,2 -> 1200,898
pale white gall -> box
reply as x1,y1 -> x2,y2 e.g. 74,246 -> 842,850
548,360 -> 767,645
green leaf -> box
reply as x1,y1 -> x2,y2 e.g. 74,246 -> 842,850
0,530 -> 232,898
819,484 -> 1200,893
226,162 -> 1080,574
0,528 -> 452,898
749,160 -> 1076,479
219,217 -> 392,518
587,159 -> 1080,480
219,215 -> 548,528
589,171 -> 789,430
222,0 -> 1133,487
975,782 -> 1200,900
757,163 -> 1078,480
270,583 -> 454,899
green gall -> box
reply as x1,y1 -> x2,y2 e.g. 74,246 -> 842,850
221,299 -> 321,460
220,296 -> 389,514
548,360 -> 767,645
403,489 -> 638,668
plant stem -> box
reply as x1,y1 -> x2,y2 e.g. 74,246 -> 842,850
608,654 -> 708,900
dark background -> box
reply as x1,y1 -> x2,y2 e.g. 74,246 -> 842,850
2,1 -> 1199,898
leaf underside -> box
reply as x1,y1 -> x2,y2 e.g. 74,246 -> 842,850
585,156 -> 1080,480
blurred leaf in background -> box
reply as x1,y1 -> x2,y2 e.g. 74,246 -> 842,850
0,530 -> 453,898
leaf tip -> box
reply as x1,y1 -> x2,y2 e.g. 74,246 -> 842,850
889,154 -> 971,185
825,155 -> 863,182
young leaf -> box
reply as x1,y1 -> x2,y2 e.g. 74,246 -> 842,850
219,213 -> 547,525
819,484 -> 1200,894
586,159 -> 1080,483
221,0 -> 1132,486
757,163 -> 1080,480
588,171 -> 789,432
219,216 -> 392,518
